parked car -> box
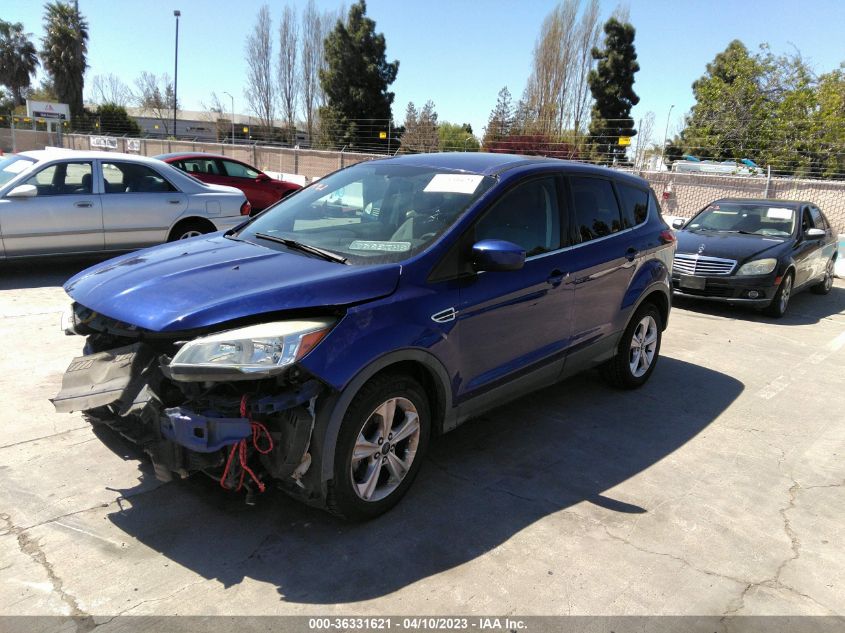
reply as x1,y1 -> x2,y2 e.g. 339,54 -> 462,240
53,153 -> 675,520
157,153 -> 302,213
671,198 -> 838,317
0,149 -> 250,258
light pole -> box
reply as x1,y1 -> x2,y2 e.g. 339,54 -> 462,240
173,9 -> 181,139
463,137 -> 472,151
223,91 -> 234,144
661,104 -> 675,168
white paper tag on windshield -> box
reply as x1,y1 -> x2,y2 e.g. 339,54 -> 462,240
767,207 -> 793,219
424,174 -> 483,194
349,240 -> 411,252
2,161 -> 31,174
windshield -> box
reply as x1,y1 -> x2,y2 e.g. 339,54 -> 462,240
236,162 -> 496,265
0,155 -> 37,187
687,202 -> 796,237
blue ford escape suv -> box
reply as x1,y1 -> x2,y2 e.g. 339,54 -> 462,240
53,153 -> 676,520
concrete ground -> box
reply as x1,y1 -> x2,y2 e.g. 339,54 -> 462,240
1,258 -> 844,619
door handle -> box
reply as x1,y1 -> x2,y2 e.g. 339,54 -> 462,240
547,269 -> 566,287
168,199 -> 181,205
74,201 -> 93,208
625,247 -> 638,262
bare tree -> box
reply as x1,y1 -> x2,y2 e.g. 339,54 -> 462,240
201,91 -> 233,142
633,111 -> 655,170
134,71 -> 176,135
570,0 -> 601,137
245,4 -> 276,140
300,0 -> 321,142
278,5 -> 299,143
90,73 -> 131,106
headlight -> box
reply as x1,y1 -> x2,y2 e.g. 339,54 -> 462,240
167,318 -> 334,381
736,258 -> 777,275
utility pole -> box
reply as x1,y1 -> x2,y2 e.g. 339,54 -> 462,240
660,104 -> 675,169
173,9 -> 181,138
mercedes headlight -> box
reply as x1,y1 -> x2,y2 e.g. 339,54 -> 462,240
736,258 -> 777,275
167,318 -> 335,381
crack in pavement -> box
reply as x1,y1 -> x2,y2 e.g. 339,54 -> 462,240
0,425 -> 91,451
0,512 -> 96,632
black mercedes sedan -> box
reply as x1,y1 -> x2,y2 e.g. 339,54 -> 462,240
671,198 -> 838,317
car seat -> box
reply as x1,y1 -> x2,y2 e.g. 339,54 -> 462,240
75,173 -> 93,194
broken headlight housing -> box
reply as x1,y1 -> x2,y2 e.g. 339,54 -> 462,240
166,318 -> 335,382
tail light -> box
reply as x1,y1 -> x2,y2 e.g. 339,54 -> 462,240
240,200 -> 252,216
659,229 -> 676,244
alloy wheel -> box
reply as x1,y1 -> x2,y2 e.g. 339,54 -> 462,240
351,397 -> 421,502
780,276 -> 792,313
629,315 -> 658,378
179,230 -> 203,240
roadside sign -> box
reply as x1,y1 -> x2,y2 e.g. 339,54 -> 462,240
90,136 -> 118,150
618,136 -> 632,146
126,139 -> 141,153
26,100 -> 70,121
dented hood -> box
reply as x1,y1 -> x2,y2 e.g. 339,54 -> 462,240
64,235 -> 401,332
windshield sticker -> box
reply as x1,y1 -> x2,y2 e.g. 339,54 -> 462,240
349,240 -> 412,253
424,174 -> 484,195
712,210 -> 738,214
311,183 -> 328,191
2,161 -> 31,174
767,207 -> 793,219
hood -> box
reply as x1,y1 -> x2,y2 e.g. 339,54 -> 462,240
65,236 -> 401,332
676,230 -> 789,262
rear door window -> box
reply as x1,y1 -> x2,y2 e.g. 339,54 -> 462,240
616,182 -> 649,228
102,162 -> 177,193
570,176 -> 623,242
222,160 -> 260,179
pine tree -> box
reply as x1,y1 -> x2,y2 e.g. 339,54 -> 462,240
587,18 -> 639,164
482,86 -> 514,146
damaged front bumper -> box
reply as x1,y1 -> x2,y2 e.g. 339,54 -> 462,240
52,342 -> 325,499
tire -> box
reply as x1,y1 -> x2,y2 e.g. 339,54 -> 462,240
811,258 -> 835,295
168,220 -> 213,242
326,373 -> 431,521
601,302 -> 663,389
764,272 -> 793,317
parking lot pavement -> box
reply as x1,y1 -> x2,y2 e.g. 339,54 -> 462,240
1,259 -> 844,619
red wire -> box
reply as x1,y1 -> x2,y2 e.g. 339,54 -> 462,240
220,395 -> 275,493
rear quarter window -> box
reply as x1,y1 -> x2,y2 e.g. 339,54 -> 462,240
616,182 -> 649,228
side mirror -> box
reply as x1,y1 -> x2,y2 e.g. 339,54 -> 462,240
671,218 -> 686,229
472,239 -> 526,272
6,184 -> 37,199
805,227 -> 825,239
256,173 -> 271,182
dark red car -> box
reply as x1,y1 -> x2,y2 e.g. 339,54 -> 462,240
156,153 -> 302,213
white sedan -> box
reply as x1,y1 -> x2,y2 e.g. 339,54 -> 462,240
0,149 -> 250,258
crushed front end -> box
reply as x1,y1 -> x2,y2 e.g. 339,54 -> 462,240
52,303 -> 336,504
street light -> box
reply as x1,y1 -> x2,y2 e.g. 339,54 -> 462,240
661,104 -> 675,169
463,136 -> 472,151
173,9 -> 181,139
223,91 -> 234,145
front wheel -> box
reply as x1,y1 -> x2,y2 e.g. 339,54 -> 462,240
811,258 -> 835,295
327,374 -> 431,521
168,221 -> 212,242
602,303 -> 663,389
765,272 -> 793,317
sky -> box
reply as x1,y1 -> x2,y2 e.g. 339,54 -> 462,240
4,0 -> 845,144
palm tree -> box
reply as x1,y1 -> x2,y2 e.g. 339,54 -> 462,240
40,1 -> 88,119
0,20 -> 39,107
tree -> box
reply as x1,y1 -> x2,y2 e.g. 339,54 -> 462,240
90,73 -> 132,107
400,100 -> 439,153
245,5 -> 276,140
632,111 -> 655,170
278,5 -> 299,143
0,21 -> 38,107
588,17 -> 640,164
439,122 -> 479,152
319,0 -> 399,150
40,1 -> 88,120
681,41 -> 769,162
96,103 -> 140,136
815,67 -> 845,178
482,86 -> 514,146
135,71 -> 176,135
300,0 -> 321,142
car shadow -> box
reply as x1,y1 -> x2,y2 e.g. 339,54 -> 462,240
100,356 -> 742,605
673,282 -> 845,325
0,256 -> 112,291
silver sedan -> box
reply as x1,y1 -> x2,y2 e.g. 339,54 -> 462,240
0,149 -> 250,258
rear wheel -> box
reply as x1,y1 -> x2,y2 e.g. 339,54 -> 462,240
601,303 -> 663,389
765,272 -> 793,317
327,374 -> 430,521
168,220 -> 214,242
811,258 -> 835,295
